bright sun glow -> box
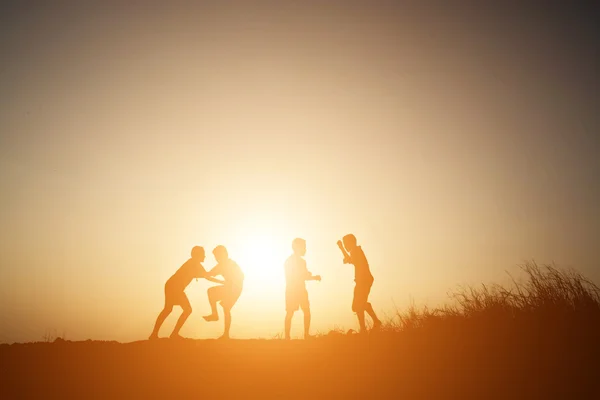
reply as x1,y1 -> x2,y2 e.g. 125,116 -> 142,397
234,233 -> 289,291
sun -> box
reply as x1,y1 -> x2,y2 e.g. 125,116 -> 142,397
225,213 -> 295,301
235,233 -> 288,290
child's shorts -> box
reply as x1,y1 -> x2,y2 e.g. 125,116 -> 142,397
210,284 -> 243,310
352,280 -> 373,312
164,284 -> 190,308
286,288 -> 310,312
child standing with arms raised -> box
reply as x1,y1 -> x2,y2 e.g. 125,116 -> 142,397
337,234 -> 382,333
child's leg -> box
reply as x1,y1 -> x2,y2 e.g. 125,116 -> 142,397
208,287 -> 219,317
170,295 -> 192,338
284,311 -> 294,339
285,290 -> 297,339
300,291 -> 311,338
150,305 -> 173,339
222,307 -> 231,339
217,286 -> 241,337
204,286 -> 224,321
353,284 -> 369,333
303,308 -> 311,339
365,302 -> 381,327
356,310 -> 367,333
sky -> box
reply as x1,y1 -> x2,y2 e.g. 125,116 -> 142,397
1,1 -> 599,343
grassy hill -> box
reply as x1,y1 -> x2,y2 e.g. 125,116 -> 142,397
2,263 -> 599,399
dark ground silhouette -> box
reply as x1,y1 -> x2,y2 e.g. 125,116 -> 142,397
1,329 -> 597,399
2,263 -> 599,399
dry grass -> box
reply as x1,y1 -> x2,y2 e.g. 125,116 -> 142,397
384,261 -> 600,335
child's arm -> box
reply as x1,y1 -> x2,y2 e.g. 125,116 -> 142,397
204,265 -> 225,284
337,240 -> 352,264
196,265 -> 208,280
305,266 -> 321,282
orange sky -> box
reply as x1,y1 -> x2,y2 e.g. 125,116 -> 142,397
1,2 -> 599,343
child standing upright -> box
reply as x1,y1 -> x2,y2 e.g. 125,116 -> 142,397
284,238 -> 321,340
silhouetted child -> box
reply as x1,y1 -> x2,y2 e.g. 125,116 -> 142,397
284,238 -> 321,340
150,246 -> 221,340
202,245 -> 244,339
338,234 -> 382,333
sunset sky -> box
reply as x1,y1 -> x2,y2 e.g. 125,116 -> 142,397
1,2 -> 598,343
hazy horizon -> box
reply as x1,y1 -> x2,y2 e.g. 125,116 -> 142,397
1,1 -> 598,343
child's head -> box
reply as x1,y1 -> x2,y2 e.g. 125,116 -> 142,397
213,245 -> 229,263
292,238 -> 306,256
191,246 -> 205,262
342,234 -> 358,252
